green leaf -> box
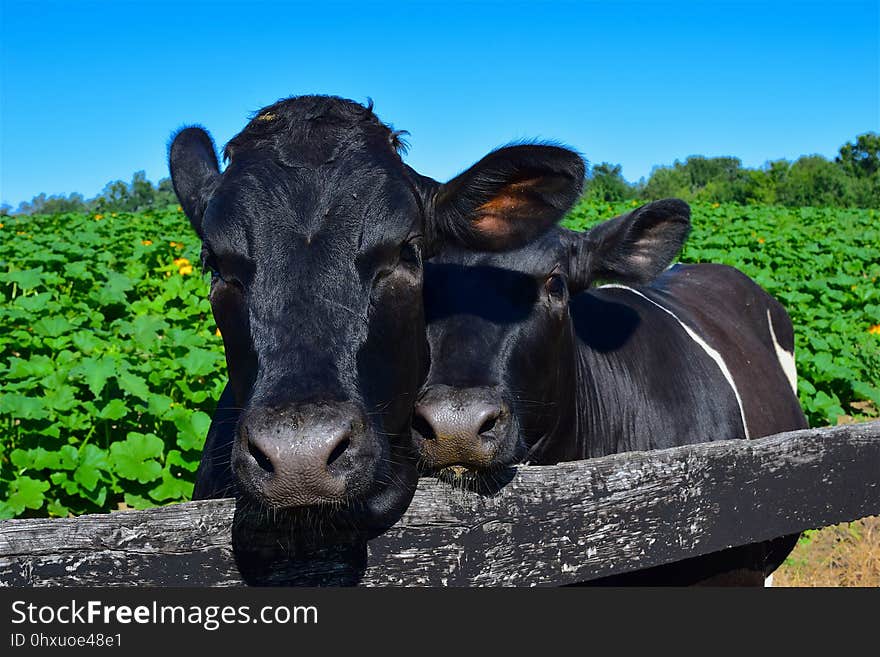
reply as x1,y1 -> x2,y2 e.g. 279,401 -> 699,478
178,348 -> 221,376
0,393 -> 48,420
4,476 -> 50,515
80,484 -> 108,507
71,330 -> 103,355
73,445 -> 109,490
149,467 -> 194,502
14,292 -> 53,312
72,355 -> 117,397
93,271 -> 134,306
46,499 -> 71,517
51,471 -> 78,495
166,449 -> 199,473
32,316 -> 73,337
170,408 -> 212,451
109,432 -> 164,483
43,385 -> 78,411
812,390 -> 846,423
10,449 -> 36,470
10,447 -> 68,471
7,268 -> 44,290
123,492 -> 154,510
5,355 -> 55,380
851,381 -> 880,408
125,314 -> 168,349
64,261 -> 93,280
144,393 -> 174,419
99,398 -> 129,420
116,370 -> 150,399
797,378 -> 817,396
58,445 -> 79,469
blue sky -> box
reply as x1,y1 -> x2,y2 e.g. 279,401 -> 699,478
1,0 -> 878,208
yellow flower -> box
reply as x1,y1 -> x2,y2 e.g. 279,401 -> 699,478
869,324 -> 880,335
165,271 -> 172,278
757,237 -> 765,244
178,265 -> 193,276
142,239 -> 153,246
177,205 -> 183,212
0,223 -> 4,229
173,257 -> 190,267
712,202 -> 721,209
215,328 -> 222,337
94,214 -> 104,220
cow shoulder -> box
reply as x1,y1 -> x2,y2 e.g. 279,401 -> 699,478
572,284 -> 749,452
651,263 -> 807,437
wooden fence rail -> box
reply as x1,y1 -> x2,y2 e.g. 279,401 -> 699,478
1,421 -> 878,586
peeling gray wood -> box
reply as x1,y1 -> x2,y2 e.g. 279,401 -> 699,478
1,421 -> 878,587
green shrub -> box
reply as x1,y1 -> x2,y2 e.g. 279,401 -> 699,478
0,209 -> 223,518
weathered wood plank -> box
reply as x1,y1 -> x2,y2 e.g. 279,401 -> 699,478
1,421 -> 878,586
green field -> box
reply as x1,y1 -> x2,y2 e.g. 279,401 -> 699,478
1,201 -> 879,519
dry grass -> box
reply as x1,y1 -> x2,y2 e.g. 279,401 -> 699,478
774,515 -> 880,587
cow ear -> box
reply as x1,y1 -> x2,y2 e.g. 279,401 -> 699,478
427,145 -> 585,253
568,199 -> 691,291
169,127 -> 220,237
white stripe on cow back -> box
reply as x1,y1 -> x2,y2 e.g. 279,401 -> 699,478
599,284 -> 750,440
766,309 -> 798,395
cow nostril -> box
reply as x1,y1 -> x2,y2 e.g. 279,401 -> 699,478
412,412 -> 437,441
478,412 -> 499,436
247,438 -> 274,474
327,436 -> 351,466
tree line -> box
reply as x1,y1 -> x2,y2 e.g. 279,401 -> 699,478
583,132 -> 878,208
2,171 -> 179,217
3,132 -> 878,216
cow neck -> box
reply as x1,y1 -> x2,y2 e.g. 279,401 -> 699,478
569,337 -> 628,459
524,319 -> 587,464
529,303 -> 634,464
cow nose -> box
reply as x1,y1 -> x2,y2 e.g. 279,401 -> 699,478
413,386 -> 510,469
235,403 -> 376,508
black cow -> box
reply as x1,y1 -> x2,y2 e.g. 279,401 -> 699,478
414,199 -> 807,584
169,95 -> 585,531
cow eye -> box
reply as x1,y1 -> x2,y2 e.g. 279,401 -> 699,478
202,250 -> 221,279
399,237 -> 422,267
371,238 -> 422,289
206,261 -> 244,292
545,273 -> 567,301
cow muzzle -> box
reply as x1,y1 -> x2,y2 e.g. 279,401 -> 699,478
412,385 -> 512,471
234,401 -> 378,508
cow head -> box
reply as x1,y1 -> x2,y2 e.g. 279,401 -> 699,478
169,95 -> 584,529
415,199 -> 690,477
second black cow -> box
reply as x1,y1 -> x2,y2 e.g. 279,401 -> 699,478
415,199 -> 807,584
